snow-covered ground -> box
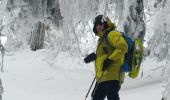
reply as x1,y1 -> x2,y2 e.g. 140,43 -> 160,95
1,49 -> 164,100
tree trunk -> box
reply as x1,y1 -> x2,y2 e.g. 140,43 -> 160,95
30,22 -> 45,51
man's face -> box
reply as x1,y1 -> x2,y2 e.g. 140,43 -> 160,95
96,23 -> 105,33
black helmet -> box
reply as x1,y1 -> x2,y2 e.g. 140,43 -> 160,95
93,15 -> 108,34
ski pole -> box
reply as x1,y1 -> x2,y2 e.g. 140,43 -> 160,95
91,71 -> 104,98
84,77 -> 96,100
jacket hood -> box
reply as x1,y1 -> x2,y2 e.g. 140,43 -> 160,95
94,17 -> 116,38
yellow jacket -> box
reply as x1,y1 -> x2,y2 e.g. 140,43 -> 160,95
95,30 -> 128,83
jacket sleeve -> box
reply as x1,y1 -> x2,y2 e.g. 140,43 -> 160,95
107,31 -> 128,61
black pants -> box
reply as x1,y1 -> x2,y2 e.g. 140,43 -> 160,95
91,80 -> 120,100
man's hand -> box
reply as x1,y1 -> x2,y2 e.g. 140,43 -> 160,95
84,52 -> 96,63
102,58 -> 113,71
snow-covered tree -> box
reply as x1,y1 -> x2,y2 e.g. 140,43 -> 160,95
145,0 -> 170,99
2,0 -> 63,51
124,0 -> 145,42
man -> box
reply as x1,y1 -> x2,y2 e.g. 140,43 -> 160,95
84,15 -> 128,100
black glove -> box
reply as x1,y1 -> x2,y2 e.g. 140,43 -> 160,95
84,52 -> 96,63
102,58 -> 113,71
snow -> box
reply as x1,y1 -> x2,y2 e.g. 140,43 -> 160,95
0,0 -> 169,99
1,49 -> 164,100
0,36 -> 7,46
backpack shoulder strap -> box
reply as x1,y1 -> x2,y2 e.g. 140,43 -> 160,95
103,30 -> 115,49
